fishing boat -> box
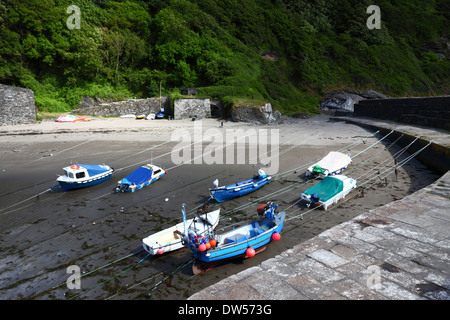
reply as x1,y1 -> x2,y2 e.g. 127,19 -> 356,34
300,175 -> 356,210
115,164 -> 166,193
56,164 -> 113,191
306,151 -> 352,178
142,205 -> 220,255
209,169 -> 271,202
185,202 -> 285,274
156,107 -> 165,119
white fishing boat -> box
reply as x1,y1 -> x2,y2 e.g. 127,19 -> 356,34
306,151 -> 352,178
300,175 -> 356,210
56,164 -> 113,191
142,206 -> 220,255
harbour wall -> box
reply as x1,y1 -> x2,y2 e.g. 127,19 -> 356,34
332,117 -> 450,175
354,96 -> 450,131
74,96 -> 171,117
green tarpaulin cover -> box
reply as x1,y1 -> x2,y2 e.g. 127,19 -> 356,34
313,165 -> 325,174
303,176 -> 344,202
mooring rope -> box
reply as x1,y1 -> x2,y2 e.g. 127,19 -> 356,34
284,139 -> 432,222
67,252 -> 151,300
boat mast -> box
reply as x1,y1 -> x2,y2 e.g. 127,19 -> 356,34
181,203 -> 187,236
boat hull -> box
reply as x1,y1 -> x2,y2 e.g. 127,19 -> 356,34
58,175 -> 112,191
194,211 -> 285,263
123,178 -> 158,192
192,246 -> 267,274
58,171 -> 113,191
210,176 -> 271,202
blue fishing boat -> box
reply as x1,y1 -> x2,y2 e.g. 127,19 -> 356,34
56,164 -> 113,191
183,202 -> 285,274
115,164 -> 166,193
156,107 -> 165,119
209,169 -> 271,202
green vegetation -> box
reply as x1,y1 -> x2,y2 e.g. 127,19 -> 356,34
0,0 -> 448,115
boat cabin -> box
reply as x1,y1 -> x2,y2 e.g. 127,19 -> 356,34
63,165 -> 89,180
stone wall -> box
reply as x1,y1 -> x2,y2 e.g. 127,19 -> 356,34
354,96 -> 450,130
0,84 -> 36,126
174,98 -> 211,120
74,96 -> 170,117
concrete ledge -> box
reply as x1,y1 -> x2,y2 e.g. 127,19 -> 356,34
330,116 -> 450,174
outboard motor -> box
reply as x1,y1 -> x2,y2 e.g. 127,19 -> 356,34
257,204 -> 268,216
257,169 -> 267,178
311,193 -> 320,204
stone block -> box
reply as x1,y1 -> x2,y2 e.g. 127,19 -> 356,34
286,274 -> 338,299
307,249 -> 349,268
330,278 -> 385,299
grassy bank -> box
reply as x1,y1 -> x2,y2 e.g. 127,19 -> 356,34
1,0 -> 448,116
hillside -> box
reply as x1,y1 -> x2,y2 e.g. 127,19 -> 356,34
0,0 -> 449,115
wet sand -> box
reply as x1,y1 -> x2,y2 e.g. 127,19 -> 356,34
0,116 -> 439,299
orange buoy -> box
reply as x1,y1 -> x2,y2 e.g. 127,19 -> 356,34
157,248 -> 164,255
246,247 -> 255,258
199,243 -> 207,252
272,232 -> 281,241
205,242 -> 211,250
209,239 -> 217,247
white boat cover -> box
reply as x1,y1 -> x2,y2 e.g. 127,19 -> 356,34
307,151 -> 352,176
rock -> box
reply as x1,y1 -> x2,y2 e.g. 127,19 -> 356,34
231,103 -> 279,124
0,84 -> 36,126
319,89 -> 388,113
77,96 -> 95,109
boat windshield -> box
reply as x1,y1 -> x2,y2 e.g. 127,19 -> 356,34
76,171 -> 86,179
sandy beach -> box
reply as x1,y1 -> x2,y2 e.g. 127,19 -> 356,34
0,115 -> 439,299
